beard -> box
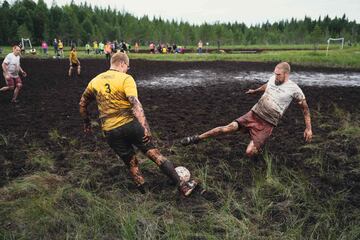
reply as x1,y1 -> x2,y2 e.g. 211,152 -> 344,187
275,79 -> 282,85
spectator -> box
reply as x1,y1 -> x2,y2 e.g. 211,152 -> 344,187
53,38 -> 58,55
41,41 -> 48,55
149,42 -> 155,54
58,39 -> 64,57
93,41 -> 99,54
134,42 -> 140,53
197,40 -> 203,53
99,41 -> 104,54
85,43 -> 91,54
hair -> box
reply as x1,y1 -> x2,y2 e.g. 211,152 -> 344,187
276,62 -> 291,73
111,51 -> 129,66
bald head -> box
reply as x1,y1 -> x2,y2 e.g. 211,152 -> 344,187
111,52 -> 129,66
274,62 -> 291,85
276,62 -> 291,74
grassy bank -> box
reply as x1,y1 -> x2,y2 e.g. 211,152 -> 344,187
1,45 -> 360,69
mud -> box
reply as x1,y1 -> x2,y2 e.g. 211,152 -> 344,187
0,59 -> 359,201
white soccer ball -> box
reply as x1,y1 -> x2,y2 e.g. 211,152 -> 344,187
175,166 -> 191,182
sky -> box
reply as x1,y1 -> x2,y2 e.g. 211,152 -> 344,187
41,0 -> 359,26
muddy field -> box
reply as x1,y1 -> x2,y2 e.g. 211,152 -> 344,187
0,58 -> 359,195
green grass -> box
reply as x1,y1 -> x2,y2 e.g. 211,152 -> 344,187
1,110 -> 360,239
1,44 -> 360,69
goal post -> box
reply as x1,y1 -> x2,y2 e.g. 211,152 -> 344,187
326,37 -> 344,56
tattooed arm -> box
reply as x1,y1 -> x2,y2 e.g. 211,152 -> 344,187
298,99 -> 313,143
79,89 -> 94,133
128,96 -> 151,142
246,83 -> 267,94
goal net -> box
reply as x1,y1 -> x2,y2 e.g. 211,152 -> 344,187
326,38 -> 344,55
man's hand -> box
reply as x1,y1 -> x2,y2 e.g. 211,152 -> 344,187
245,89 -> 256,94
304,128 -> 313,143
143,128 -> 152,143
21,71 -> 27,77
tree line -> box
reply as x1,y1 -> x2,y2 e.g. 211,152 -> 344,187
0,0 -> 358,47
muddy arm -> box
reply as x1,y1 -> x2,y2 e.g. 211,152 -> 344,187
298,99 -> 312,143
79,90 -> 94,132
246,83 -> 267,94
128,96 -> 151,142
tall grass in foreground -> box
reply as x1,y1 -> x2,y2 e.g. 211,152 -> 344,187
1,104 -> 360,239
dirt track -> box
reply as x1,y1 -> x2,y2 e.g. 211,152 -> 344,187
0,59 -> 359,198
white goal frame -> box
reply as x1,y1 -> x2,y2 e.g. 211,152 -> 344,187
326,38 -> 344,56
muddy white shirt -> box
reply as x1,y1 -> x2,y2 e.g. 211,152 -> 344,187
3,53 -> 20,77
252,75 -> 305,126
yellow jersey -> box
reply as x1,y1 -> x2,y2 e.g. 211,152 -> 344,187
69,50 -> 78,64
81,70 -> 138,131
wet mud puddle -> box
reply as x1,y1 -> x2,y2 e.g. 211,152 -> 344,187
138,69 -> 360,88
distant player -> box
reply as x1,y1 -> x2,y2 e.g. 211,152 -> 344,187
79,52 -> 197,196
1,45 -> 27,103
68,46 -> 81,78
181,62 -> 313,157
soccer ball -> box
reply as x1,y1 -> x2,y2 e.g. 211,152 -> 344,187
30,48 -> 36,55
175,166 -> 191,182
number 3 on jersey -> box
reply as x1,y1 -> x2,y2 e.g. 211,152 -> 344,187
105,83 -> 111,93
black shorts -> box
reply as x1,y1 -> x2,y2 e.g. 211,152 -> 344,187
105,120 -> 155,164
71,63 -> 79,67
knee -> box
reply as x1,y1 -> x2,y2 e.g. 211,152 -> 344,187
246,146 -> 259,158
146,148 -> 166,165
16,83 -> 22,89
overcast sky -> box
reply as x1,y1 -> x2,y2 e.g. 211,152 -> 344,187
41,0 -> 359,26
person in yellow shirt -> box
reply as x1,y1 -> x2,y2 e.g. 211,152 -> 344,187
68,46 -> 81,77
79,52 -> 197,196
58,39 -> 64,57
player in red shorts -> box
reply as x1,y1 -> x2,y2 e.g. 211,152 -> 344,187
1,45 -> 27,103
181,62 -> 313,157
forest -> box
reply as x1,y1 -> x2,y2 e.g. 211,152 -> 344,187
0,0 -> 359,47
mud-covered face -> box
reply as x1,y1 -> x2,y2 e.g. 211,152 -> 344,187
274,67 -> 287,85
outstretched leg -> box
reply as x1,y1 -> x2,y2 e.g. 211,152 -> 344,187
181,121 -> 239,146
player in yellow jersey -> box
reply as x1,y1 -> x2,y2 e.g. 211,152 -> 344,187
68,46 -> 81,77
79,52 -> 197,196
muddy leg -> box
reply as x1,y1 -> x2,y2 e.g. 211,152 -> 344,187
146,149 -> 180,185
127,155 -> 145,187
199,121 -> 239,140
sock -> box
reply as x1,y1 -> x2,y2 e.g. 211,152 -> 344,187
159,160 -> 180,186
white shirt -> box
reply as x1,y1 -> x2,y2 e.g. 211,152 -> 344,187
252,75 -> 305,126
3,53 -> 20,77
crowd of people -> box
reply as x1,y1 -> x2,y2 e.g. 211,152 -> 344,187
23,39 -> 209,58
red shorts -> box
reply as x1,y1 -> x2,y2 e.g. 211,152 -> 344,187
5,76 -> 22,87
234,111 -> 274,150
